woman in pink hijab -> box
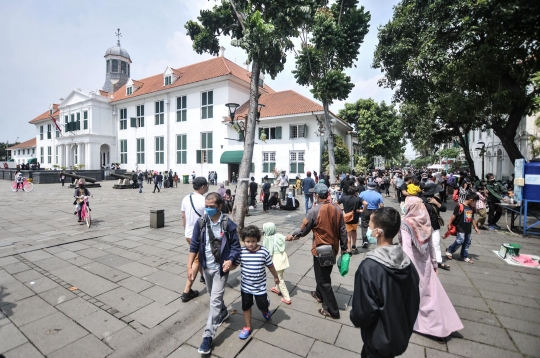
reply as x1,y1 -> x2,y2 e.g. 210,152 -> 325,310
400,196 -> 463,343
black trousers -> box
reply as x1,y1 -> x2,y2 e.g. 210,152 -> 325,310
61,179 -> 65,187
280,186 -> 287,200
361,209 -> 375,244
313,256 -> 340,318
488,200 -> 502,226
397,188 -> 404,203
153,183 -> 160,192
250,194 -> 257,207
384,184 -> 390,196
440,187 -> 447,203
361,345 -> 389,358
263,192 -> 269,211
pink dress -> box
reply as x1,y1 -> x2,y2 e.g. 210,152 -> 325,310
400,226 -> 463,337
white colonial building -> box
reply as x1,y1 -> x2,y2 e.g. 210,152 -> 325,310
28,39 -> 355,182
7,138 -> 36,165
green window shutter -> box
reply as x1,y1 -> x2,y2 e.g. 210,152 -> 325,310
263,163 -> 268,172
202,133 -> 206,148
131,117 -> 137,127
182,135 -> 187,150
298,162 -> 305,173
276,126 -> 282,139
140,117 -> 145,127
208,150 -> 213,164
290,163 -> 297,173
208,132 -> 213,148
208,91 -> 213,104
196,150 -> 201,164
182,151 -> 187,164
251,163 -> 255,172
289,125 -> 292,139
270,163 -> 276,172
176,111 -> 181,122
76,121 -> 80,130
202,107 -> 207,119
84,121 -> 88,129
303,124 -> 308,138
239,131 -> 244,141
208,105 -> 213,118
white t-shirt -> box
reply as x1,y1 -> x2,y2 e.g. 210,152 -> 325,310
181,192 -> 206,239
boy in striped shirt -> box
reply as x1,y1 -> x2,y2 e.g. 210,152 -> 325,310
232,225 -> 280,339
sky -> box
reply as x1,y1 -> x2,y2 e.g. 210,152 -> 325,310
0,0 -> 414,158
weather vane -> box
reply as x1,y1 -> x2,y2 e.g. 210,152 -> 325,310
115,28 -> 122,45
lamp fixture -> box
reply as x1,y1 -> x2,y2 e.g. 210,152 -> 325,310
225,103 -> 240,122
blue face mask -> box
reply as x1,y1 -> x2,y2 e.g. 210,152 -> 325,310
366,228 -> 378,244
205,207 -> 218,217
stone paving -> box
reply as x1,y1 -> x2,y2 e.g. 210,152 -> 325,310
0,180 -> 539,358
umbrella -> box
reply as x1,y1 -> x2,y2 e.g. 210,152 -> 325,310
427,164 -> 444,169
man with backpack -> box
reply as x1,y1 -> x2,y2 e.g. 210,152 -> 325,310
188,192 -> 241,355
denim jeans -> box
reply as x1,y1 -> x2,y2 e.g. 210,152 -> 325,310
304,194 -> 314,213
447,232 -> 472,259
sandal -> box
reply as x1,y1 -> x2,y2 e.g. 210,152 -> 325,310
438,263 -> 451,271
462,258 -> 474,264
318,308 -> 339,319
311,291 -> 322,303
445,251 -> 453,260
281,298 -> 292,305
271,287 -> 282,295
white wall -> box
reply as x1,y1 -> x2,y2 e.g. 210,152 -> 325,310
11,147 -> 36,165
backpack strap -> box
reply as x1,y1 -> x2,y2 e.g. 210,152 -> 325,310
190,194 -> 202,217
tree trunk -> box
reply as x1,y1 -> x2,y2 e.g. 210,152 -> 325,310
457,132 -> 476,178
323,101 -> 336,184
490,105 -> 526,165
231,61 -> 260,235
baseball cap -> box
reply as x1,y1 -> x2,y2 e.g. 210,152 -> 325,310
313,183 -> 328,195
367,181 -> 377,189
193,177 -> 208,187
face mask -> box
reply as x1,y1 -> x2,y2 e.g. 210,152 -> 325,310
205,207 -> 218,217
401,206 -> 406,214
366,228 -> 378,245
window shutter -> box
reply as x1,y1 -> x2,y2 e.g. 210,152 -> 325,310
182,151 -> 187,164
303,124 -> 308,138
290,163 -> 296,173
182,135 -> 187,150
263,163 -> 268,172
289,125 -> 293,139
208,150 -> 213,164
202,133 -> 207,148
208,132 -> 213,148
130,117 -> 137,127
84,121 -> 88,130
251,163 -> 255,172
270,163 -> 276,172
276,126 -> 282,139
76,121 -> 81,130
298,162 -> 305,173
196,150 -> 201,164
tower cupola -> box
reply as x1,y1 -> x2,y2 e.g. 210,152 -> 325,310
102,28 -> 131,93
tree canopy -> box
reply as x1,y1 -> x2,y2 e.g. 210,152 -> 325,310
373,0 -> 540,166
338,98 -> 405,165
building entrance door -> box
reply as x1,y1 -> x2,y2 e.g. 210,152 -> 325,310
228,164 -> 239,183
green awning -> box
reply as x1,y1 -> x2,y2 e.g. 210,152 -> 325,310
220,150 -> 244,164
27,158 -> 37,164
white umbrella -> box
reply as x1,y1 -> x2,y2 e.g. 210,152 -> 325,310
427,164 -> 444,169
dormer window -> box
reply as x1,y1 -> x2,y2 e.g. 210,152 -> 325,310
127,86 -> 133,95
164,75 -> 172,86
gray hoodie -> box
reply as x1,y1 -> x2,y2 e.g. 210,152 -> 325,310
365,244 -> 411,269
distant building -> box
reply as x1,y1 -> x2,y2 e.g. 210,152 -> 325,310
27,37 -> 355,181
7,138 -> 36,165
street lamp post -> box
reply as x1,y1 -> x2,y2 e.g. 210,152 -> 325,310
225,103 -> 265,143
475,141 -> 486,180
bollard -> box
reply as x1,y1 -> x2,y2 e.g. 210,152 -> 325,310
150,210 -> 165,228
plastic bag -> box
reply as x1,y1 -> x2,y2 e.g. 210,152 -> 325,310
338,253 -> 350,277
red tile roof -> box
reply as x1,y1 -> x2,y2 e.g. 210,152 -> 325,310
7,138 -> 36,150
98,90 -> 110,96
29,104 -> 59,124
234,90 -> 323,118
112,57 -> 274,102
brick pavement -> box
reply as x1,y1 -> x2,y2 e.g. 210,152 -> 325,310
0,181 -> 539,357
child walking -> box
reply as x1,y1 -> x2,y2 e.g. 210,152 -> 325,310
233,225 -> 280,340
446,192 -> 480,264
263,222 -> 291,305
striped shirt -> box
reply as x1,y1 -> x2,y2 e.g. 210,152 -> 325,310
235,246 -> 273,295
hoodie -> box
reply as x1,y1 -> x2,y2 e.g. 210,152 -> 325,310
350,245 -> 420,358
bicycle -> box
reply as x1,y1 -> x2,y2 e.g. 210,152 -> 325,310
11,177 -> 34,192
77,196 -> 92,228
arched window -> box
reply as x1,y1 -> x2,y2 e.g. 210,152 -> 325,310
112,59 -> 118,73
106,60 -> 110,73
121,61 -> 127,74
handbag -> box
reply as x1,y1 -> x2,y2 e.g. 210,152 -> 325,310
431,203 -> 444,227
315,244 -> 335,267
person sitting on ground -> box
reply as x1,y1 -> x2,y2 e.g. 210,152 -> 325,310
281,192 -> 299,211
268,192 -> 280,210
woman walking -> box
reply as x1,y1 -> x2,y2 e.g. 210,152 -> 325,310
400,196 -> 463,343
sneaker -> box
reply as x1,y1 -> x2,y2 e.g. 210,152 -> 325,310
181,289 -> 199,302
262,311 -> 272,321
494,224 -> 502,230
487,225 -> 496,231
239,327 -> 251,340
198,337 -> 212,354
361,242 -> 369,249
218,310 -> 230,327
351,247 -> 359,255
200,275 -> 206,283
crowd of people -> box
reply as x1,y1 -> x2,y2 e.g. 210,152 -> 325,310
176,165 -> 509,357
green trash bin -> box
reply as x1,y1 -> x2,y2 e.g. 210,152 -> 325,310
182,175 -> 189,184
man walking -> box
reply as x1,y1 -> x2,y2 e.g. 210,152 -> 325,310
359,181 -> 384,248
286,183 -> 347,319
303,171 -> 316,213
188,192 -> 241,355
485,173 -> 508,230
279,171 -> 289,201
340,173 -> 355,197
153,172 -> 161,193
181,177 -> 209,302
169,169 -> 173,188
249,177 -> 258,208
137,170 -> 144,194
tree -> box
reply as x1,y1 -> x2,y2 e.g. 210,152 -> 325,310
185,0 -> 321,232
293,0 -> 370,183
338,98 -> 405,164
373,0 -> 540,166
322,135 -> 350,172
